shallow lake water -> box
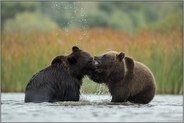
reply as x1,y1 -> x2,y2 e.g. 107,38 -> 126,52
1,93 -> 183,122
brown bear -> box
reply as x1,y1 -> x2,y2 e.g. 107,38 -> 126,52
88,51 -> 156,104
25,46 -> 95,103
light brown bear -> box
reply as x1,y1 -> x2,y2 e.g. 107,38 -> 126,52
88,51 -> 156,104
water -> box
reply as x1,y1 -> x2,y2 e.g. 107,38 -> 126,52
51,2 -> 89,44
1,93 -> 183,122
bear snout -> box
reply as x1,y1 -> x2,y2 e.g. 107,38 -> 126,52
95,60 -> 99,65
89,60 -> 96,71
94,56 -> 102,66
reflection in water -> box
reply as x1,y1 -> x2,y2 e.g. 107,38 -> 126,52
1,93 -> 183,122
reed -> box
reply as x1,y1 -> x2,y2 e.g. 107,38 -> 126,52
2,29 -> 182,94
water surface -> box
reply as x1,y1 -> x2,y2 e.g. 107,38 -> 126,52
1,93 -> 183,122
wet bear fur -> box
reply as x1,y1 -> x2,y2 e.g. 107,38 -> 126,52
25,46 -> 95,103
88,51 -> 156,104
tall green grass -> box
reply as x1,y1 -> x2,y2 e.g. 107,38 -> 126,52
1,29 -> 182,94
149,44 -> 182,94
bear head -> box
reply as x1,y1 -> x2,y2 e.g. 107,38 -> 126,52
68,46 -> 96,79
88,51 -> 126,83
68,46 -> 95,70
51,46 -> 95,80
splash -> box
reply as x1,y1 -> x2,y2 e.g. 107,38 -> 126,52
51,2 -> 88,44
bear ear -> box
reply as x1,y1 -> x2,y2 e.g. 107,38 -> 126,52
51,56 -> 61,65
72,46 -> 80,52
117,52 -> 125,61
67,56 -> 77,65
124,57 -> 134,71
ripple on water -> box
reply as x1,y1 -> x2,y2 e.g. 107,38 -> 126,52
1,93 -> 183,122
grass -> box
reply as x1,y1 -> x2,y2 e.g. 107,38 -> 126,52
1,28 -> 183,94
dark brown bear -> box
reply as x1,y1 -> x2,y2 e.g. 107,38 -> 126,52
25,46 -> 95,103
88,51 -> 156,104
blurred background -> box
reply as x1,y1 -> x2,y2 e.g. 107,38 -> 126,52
1,1 -> 183,94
